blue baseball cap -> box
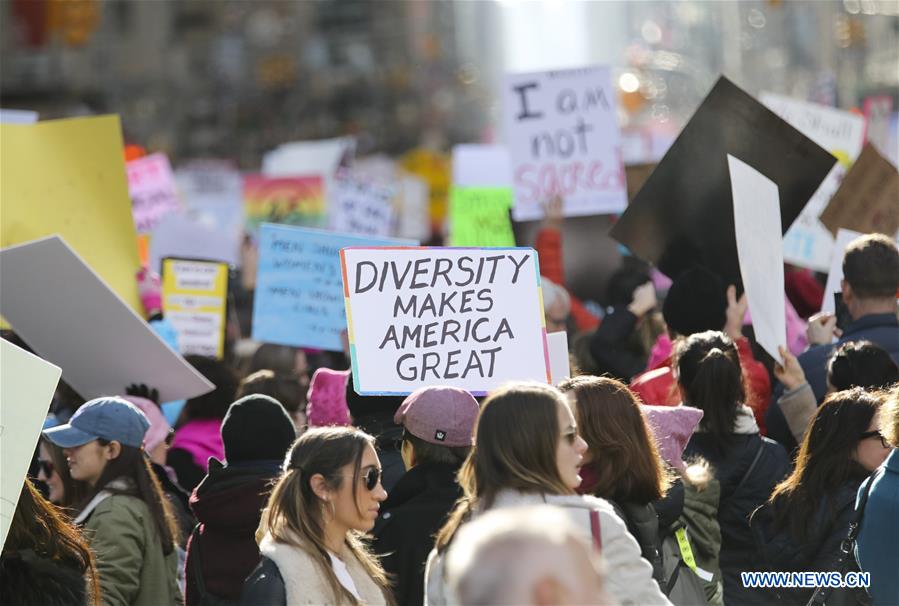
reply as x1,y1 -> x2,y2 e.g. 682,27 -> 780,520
43,396 -> 150,449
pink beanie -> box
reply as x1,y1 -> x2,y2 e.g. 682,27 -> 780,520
122,395 -> 171,452
640,404 -> 703,470
306,368 -> 351,427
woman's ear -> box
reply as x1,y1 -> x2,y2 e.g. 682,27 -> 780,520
105,440 -> 122,460
309,473 -> 331,501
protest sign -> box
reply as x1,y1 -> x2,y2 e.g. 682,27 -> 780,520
625,163 -> 656,202
243,174 -> 327,238
330,174 -> 396,238
821,228 -> 864,315
397,175 -> 431,242
400,148 -> 451,234
449,187 -> 516,247
0,109 -> 38,123
862,95 -> 894,160
341,247 -> 550,395
161,258 -> 229,359
126,153 -> 182,234
0,115 -> 142,312
502,65 -> 626,221
174,160 -> 244,264
263,136 -> 355,179
611,77 -> 836,289
0,236 -> 214,402
728,155 -> 786,361
547,331 -> 571,384
0,340 -> 61,550
819,144 -> 899,239
253,225 -> 417,351
451,144 -> 514,188
760,92 -> 866,271
150,213 -> 240,273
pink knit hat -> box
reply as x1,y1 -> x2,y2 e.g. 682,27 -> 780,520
306,368 -> 351,427
122,395 -> 171,452
640,405 -> 703,470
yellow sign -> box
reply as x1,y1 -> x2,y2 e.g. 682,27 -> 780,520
1,115 -> 142,313
161,259 -> 229,359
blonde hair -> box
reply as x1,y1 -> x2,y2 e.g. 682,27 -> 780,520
260,427 -> 392,605
881,386 -> 899,447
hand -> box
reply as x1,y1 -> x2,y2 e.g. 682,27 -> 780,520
773,346 -> 807,391
136,267 -> 163,318
627,282 -> 657,317
126,383 -> 160,405
807,312 -> 841,346
724,285 -> 748,340
541,195 -> 564,229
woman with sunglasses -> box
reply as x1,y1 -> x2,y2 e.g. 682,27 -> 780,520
750,388 -> 891,605
42,397 -> 182,606
424,382 -> 670,606
36,439 -> 89,509
242,427 -> 392,605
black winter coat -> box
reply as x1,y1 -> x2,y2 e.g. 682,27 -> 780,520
750,479 -> 865,606
372,462 -> 462,606
684,432 -> 790,606
241,556 -> 286,606
0,549 -> 88,605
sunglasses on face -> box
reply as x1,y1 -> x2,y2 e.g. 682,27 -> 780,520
37,459 -> 55,477
361,466 -> 382,491
859,430 -> 890,449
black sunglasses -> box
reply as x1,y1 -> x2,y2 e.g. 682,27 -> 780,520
361,466 -> 382,491
859,430 -> 890,449
37,459 -> 55,477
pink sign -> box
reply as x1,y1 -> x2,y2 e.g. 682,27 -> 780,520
127,153 -> 181,234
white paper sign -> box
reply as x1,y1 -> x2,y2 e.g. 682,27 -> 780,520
760,93 -> 866,271
503,65 -> 626,221
0,109 -> 38,124
263,137 -> 355,178
548,331 -> 571,384
342,247 -> 551,395
0,236 -> 215,402
150,213 -> 240,273
330,175 -> 396,238
0,340 -> 61,550
821,228 -> 865,315
729,155 -> 787,362
452,144 -> 514,188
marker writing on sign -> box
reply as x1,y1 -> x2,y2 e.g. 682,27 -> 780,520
353,254 -> 530,293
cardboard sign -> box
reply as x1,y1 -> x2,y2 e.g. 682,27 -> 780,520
821,229 -> 864,315
149,213 -> 240,273
252,225 -> 417,351
330,175 -> 396,237
0,115 -> 142,312
547,331 -> 571,384
452,144 -> 514,188
819,144 -> 899,239
161,258 -> 229,359
760,92 -> 866,271
729,155 -> 786,361
449,187 -> 516,247
503,65 -> 626,221
341,247 -> 550,395
127,153 -> 182,234
0,236 -> 214,402
243,174 -> 326,238
611,77 -> 836,288
0,340 -> 61,550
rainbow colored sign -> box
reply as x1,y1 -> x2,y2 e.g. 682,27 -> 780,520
243,174 -> 326,237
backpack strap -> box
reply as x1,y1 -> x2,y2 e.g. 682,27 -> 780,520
189,523 -> 209,598
734,438 -> 765,494
589,510 -> 602,553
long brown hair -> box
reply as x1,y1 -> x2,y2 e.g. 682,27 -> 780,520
435,382 -> 572,552
81,443 -> 180,556
558,375 -> 673,504
41,439 -> 90,510
764,388 -> 881,542
2,479 -> 100,606
260,427 -> 392,605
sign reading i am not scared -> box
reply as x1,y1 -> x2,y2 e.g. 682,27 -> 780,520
503,65 -> 627,221
341,247 -> 551,396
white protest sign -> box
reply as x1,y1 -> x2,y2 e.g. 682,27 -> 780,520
0,236 -> 214,402
452,144 -> 514,188
760,93 -> 866,271
126,153 -> 182,234
263,137 -> 355,178
174,160 -> 244,265
503,65 -> 626,221
330,174 -> 396,238
729,155 -> 787,362
547,331 -> 571,384
342,247 -> 551,395
821,228 -> 864,315
0,109 -> 38,124
150,213 -> 240,273
0,340 -> 61,550
397,175 -> 430,242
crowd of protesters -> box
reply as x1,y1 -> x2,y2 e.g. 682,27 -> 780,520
2,220 -> 897,606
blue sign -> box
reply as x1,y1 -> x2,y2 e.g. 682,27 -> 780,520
252,224 -> 416,350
